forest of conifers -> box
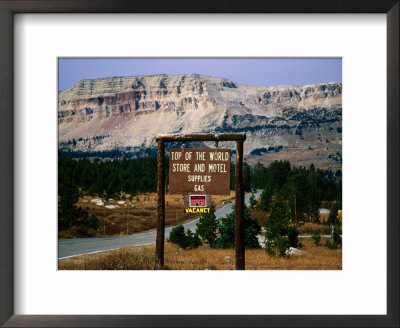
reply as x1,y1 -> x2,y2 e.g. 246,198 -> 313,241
58,154 -> 341,205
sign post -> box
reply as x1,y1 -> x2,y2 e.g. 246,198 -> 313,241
235,139 -> 245,270
155,133 -> 246,270
155,140 -> 165,269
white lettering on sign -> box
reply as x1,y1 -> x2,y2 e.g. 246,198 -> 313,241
208,163 -> 227,173
209,151 -> 229,161
169,148 -> 231,195
196,152 -> 206,161
170,151 -> 182,160
172,163 -> 191,172
193,163 -> 205,172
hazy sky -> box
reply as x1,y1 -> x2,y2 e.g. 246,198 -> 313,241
58,58 -> 342,91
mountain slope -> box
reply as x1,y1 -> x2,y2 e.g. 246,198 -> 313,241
58,74 -> 342,170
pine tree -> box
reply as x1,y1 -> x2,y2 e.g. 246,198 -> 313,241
216,207 -> 261,249
58,181 -> 80,230
195,205 -> 218,247
249,193 -> 257,209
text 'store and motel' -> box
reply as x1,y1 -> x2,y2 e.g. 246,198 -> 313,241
169,148 -> 231,195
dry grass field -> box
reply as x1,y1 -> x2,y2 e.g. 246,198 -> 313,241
59,191 -> 235,239
59,238 -> 341,270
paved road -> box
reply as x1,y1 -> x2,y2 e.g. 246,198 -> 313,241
58,190 -> 261,259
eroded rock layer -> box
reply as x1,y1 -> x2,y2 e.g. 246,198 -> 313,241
58,74 -> 342,170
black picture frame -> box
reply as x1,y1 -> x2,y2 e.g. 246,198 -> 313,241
0,1 -> 398,327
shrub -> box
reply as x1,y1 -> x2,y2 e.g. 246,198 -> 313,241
312,233 -> 321,246
85,214 -> 100,230
244,216 -> 262,249
215,207 -> 261,249
259,187 -> 273,211
249,193 -> 257,209
58,181 -> 80,230
265,235 -> 289,257
185,230 -> 202,248
264,239 -> 275,256
332,228 -> 342,246
196,205 -> 218,247
168,225 -> 201,249
325,229 -> 341,249
287,225 -> 299,248
168,225 -> 186,248
263,198 -> 292,256
327,203 -> 340,226
215,212 -> 235,248
76,227 -> 96,237
276,235 -> 289,257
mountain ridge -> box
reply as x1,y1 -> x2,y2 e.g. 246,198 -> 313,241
58,74 -> 342,171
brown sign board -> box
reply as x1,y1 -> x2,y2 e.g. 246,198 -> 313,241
169,148 -> 231,195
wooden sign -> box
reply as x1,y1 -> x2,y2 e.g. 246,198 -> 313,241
169,148 -> 231,195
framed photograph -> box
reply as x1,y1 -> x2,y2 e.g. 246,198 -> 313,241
1,1 -> 398,327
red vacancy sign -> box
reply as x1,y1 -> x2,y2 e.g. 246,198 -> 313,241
169,148 -> 231,195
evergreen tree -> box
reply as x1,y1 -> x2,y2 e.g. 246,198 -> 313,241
195,205 -> 218,247
264,197 -> 292,256
216,207 -> 261,249
168,225 -> 201,249
58,181 -> 80,230
216,211 -> 236,248
168,225 -> 186,248
249,193 -> 257,209
327,202 -> 340,226
58,181 -> 90,230
242,163 -> 252,192
259,186 -> 273,211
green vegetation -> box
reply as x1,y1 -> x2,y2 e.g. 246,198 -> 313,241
58,181 -> 99,231
312,233 -> 322,246
168,225 -> 201,249
255,161 -> 341,221
264,198 -> 292,257
249,192 -> 257,209
257,161 -> 341,256
324,202 -> 342,249
59,154 -> 341,250
195,205 -> 218,247
215,207 -> 261,249
59,155 -> 159,198
59,155 -> 341,203
262,196 -> 302,257
327,202 -> 341,226
168,206 -> 261,250
325,230 -> 342,250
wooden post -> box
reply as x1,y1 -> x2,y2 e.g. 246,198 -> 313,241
155,140 -> 165,269
235,139 -> 245,270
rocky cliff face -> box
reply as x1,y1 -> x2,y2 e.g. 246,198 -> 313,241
58,74 -> 342,170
